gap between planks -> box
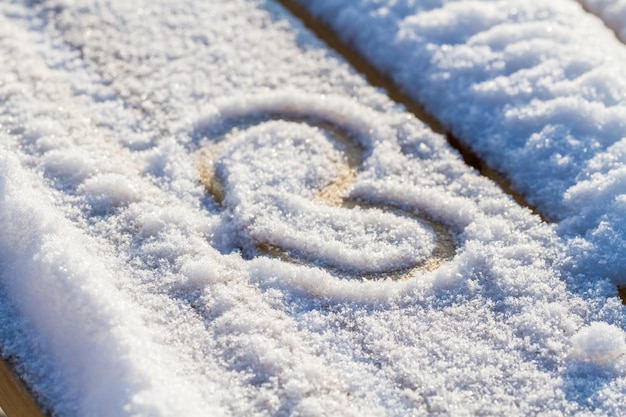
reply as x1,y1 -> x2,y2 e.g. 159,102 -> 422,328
1,4 -> 624,417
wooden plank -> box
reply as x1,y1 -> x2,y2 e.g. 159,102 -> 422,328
0,358 -> 46,417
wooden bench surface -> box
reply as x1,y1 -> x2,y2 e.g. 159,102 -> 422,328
0,358 -> 45,417
1,0 -> 626,415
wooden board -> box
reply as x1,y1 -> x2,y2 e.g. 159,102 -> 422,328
0,358 -> 45,417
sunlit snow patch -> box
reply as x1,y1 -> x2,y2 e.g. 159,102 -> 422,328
570,322 -> 626,365
2,0 -> 614,411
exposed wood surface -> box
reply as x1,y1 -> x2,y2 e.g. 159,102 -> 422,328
0,358 -> 46,417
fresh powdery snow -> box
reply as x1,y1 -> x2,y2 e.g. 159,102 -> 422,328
0,0 -> 625,416
298,0 -> 626,285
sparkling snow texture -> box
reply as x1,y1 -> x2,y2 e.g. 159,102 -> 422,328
299,0 -> 626,285
0,0 -> 625,416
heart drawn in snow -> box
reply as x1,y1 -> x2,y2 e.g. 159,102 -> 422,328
194,97 -> 456,280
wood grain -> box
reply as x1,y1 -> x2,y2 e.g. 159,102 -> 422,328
0,358 -> 45,417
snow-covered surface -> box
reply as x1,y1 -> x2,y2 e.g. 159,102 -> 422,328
0,0 -> 625,416
299,0 -> 626,285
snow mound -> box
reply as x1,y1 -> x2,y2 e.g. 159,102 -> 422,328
571,322 -> 626,365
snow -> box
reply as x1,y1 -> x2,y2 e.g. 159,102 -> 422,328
298,0 -> 626,285
570,322 -> 626,365
0,0 -> 625,416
